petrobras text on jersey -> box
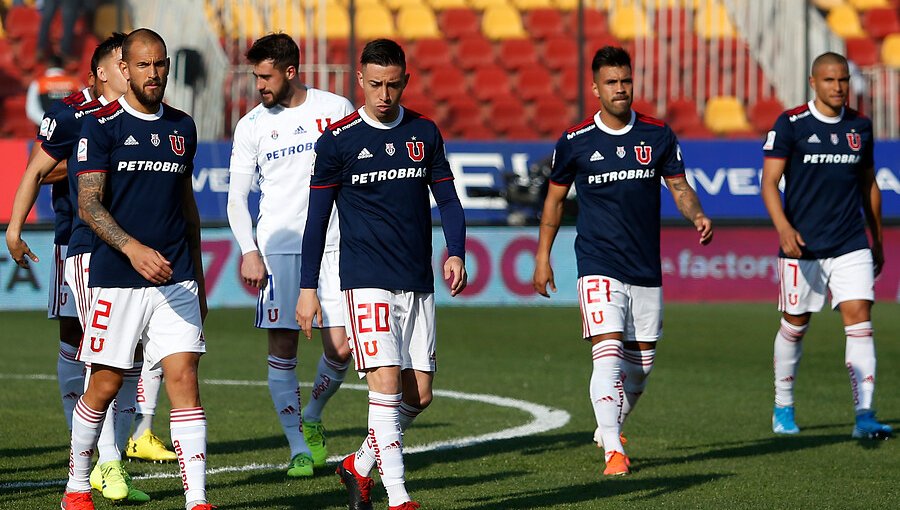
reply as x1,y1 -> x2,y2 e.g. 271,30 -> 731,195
802,153 -> 862,164
587,168 -> 656,184
351,167 -> 426,185
116,160 -> 188,173
265,141 -> 314,161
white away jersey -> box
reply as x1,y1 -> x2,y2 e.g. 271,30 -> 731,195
229,88 -> 354,255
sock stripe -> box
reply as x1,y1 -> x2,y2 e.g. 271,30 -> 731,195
267,356 -> 298,370
74,398 -> 104,424
59,348 -> 79,362
322,354 -> 350,371
124,367 -> 143,378
171,407 -> 206,423
846,329 -> 874,338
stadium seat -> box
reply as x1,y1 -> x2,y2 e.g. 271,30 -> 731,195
456,35 -> 497,70
862,7 -> 900,39
510,0 -> 555,9
482,5 -> 527,40
524,9 -> 566,40
427,66 -> 467,101
552,0 -> 578,9
505,123 -> 542,139
748,97 -> 785,134
489,96 -> 529,136
324,9 -> 351,39
571,9 -> 611,40
384,0 -> 424,9
268,3 -> 306,37
845,37 -> 880,67
542,36 -> 579,72
402,91 -> 444,126
811,0 -> 845,9
498,38 -> 538,71
469,0 -> 513,9
849,0 -> 890,9
608,5 -> 651,41
827,4 -> 867,38
411,39 -> 452,70
694,1 -> 737,39
5,5 -> 40,40
227,2 -> 266,39
326,38 -> 350,64
584,34 -> 627,56
397,5 -> 441,40
533,96 -> 571,137
445,96 -> 484,138
516,67 -> 554,100
703,96 -> 753,135
426,0 -> 469,9
355,5 -> 396,39
557,65 -> 594,103
440,9 -> 480,41
472,65 -> 512,101
631,98 -> 659,118
880,33 -> 900,67
665,97 -> 702,131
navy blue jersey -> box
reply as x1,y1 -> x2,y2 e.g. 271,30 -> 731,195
72,97 -> 198,288
308,108 -> 455,292
763,101 -> 872,259
36,89 -> 92,245
551,111 -> 684,287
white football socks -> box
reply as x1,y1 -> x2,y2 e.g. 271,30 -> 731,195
590,340 -> 624,454
774,318 -> 807,408
67,397 -> 105,493
620,347 -> 655,425
170,407 -> 207,506
365,391 -> 409,507
845,321 -> 876,412
133,363 -> 164,438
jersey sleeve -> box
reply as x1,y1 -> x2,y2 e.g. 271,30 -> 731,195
548,135 -> 576,186
229,113 -> 258,176
39,108 -> 77,161
72,115 -> 112,175
763,113 -> 793,158
339,97 -> 355,118
660,126 -> 686,178
428,126 -> 454,184
185,116 -> 199,176
310,129 -> 343,188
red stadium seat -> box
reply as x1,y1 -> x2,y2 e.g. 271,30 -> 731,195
543,36 -> 579,72
665,97 -> 703,133
524,9 -> 566,40
5,6 -> 41,40
488,97 -> 528,136
654,8 -> 691,40
584,34 -> 627,58
845,37 -> 880,67
862,7 -> 900,39
445,96 -> 484,138
748,97 -> 785,134
631,99 -> 659,118
676,122 -> 715,139
516,67 -> 554,101
327,39 -> 350,65
403,92 -> 445,127
472,65 -> 512,101
504,124 -> 541,140
412,39 -> 453,71
557,65 -> 594,103
569,9 -> 609,40
456,36 -> 497,71
427,66 -> 468,101
440,9 -> 480,41
533,96 -> 571,137
1,94 -> 34,137
498,38 -> 538,71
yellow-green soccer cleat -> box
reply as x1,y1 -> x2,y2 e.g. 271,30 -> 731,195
287,453 -> 315,478
303,421 -> 328,468
127,429 -> 178,462
89,463 -> 102,492
98,460 -> 151,502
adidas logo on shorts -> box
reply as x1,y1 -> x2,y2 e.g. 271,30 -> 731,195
357,148 -> 373,159
125,135 -> 140,146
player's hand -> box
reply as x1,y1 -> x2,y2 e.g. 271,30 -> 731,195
296,288 -> 322,340
777,226 -> 806,259
694,214 -> 713,245
5,234 -> 39,268
873,242 -> 884,277
444,256 -> 467,297
532,259 -> 557,298
240,250 -> 268,289
123,241 -> 173,285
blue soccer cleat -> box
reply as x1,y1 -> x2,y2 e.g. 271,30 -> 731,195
852,410 -> 893,440
773,405 -> 800,435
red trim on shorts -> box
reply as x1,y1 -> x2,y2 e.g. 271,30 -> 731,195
345,290 -> 364,370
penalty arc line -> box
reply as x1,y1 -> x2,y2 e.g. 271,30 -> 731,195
0,374 -> 570,489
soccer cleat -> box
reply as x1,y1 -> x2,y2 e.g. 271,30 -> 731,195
389,502 -> 421,510
772,405 -> 800,435
303,420 -> 328,467
336,454 -> 374,510
852,410 -> 894,439
127,429 -> 178,462
603,451 -> 630,476
287,453 -> 315,477
89,463 -> 102,492
98,460 -> 151,502
61,491 -> 95,510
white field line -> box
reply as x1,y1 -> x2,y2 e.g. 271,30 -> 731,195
0,374 -> 570,490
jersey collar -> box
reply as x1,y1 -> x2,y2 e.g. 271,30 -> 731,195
593,109 -> 636,135
98,95 -> 110,106
119,96 -> 163,121
358,106 -> 404,130
807,100 -> 843,124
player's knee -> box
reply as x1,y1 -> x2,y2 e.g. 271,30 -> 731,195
404,389 -> 432,409
326,344 -> 352,364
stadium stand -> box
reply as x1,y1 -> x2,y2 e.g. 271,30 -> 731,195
827,4 -> 867,38
704,95 -> 754,136
397,5 -> 441,40
482,4 -> 527,40
880,32 -> 900,67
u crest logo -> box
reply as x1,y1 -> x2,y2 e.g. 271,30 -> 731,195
846,133 -> 861,151
316,118 -> 332,133
60,294 -> 67,306
406,141 -> 425,162
169,135 -> 185,156
90,336 -> 105,352
788,294 -> 799,306
268,309 -> 279,322
592,311 -> 604,324
634,145 -> 652,165
364,341 -> 379,356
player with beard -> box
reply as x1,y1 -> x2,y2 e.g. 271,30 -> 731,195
61,29 -> 212,510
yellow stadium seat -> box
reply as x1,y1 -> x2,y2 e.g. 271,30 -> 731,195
551,0 -> 578,9
881,33 -> 900,67
849,0 -> 889,10
323,7 -> 350,38
695,1 -> 736,39
384,0 -> 424,9
427,0 -> 469,9
811,0 -> 846,10
227,1 -> 267,38
510,0 -> 554,10
268,3 -> 307,37
704,96 -> 753,135
396,5 -> 440,39
609,5 -> 651,40
469,0 -> 513,9
204,2 -> 224,38
827,4 -> 866,37
354,5 -> 396,39
482,5 -> 527,39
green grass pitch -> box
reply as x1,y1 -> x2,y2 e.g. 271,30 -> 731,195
1,304 -> 898,509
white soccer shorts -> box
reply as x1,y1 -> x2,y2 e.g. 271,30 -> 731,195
343,288 -> 436,376
64,252 -> 92,329
48,244 -> 77,319
777,248 -> 875,314
78,280 -> 205,370
577,275 -> 663,342
255,251 -> 343,330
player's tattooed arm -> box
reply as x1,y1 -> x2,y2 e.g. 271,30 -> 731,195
77,171 -> 131,250
667,175 -> 713,245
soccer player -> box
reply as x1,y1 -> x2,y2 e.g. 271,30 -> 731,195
762,52 -> 891,440
62,29 -> 212,510
532,46 -> 713,477
227,33 -> 355,476
7,33 -> 152,504
297,39 -> 467,510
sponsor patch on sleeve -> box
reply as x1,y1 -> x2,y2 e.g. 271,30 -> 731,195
763,130 -> 776,151
77,138 -> 88,162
